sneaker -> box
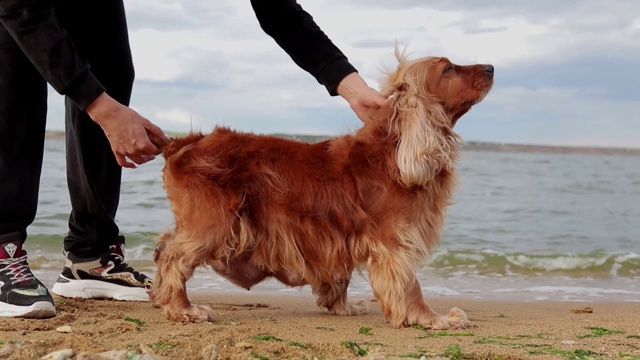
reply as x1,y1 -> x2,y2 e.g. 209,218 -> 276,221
51,237 -> 152,301
0,236 -> 56,318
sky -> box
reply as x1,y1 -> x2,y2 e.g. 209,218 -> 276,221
46,0 -> 640,148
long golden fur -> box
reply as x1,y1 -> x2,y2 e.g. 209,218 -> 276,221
149,50 -> 494,328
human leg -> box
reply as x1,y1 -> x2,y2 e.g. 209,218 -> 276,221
0,23 -> 55,318
49,0 -> 151,301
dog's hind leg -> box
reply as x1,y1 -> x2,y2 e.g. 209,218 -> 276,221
151,230 -> 215,323
312,275 -> 368,316
149,231 -> 172,307
367,254 -> 468,329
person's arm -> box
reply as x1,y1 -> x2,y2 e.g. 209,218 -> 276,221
0,0 -> 103,109
250,0 -> 391,123
0,0 -> 166,167
250,0 -> 356,96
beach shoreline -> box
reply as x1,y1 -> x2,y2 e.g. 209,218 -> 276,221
43,130 -> 640,156
1,291 -> 639,359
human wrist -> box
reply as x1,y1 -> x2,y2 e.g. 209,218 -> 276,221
319,58 -> 357,96
85,92 -> 116,125
337,72 -> 368,103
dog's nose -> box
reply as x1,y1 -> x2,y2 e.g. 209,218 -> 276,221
485,64 -> 494,75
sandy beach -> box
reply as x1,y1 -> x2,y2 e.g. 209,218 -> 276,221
1,291 -> 638,359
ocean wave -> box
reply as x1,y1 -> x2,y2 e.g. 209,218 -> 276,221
427,249 -> 640,278
24,234 -> 640,280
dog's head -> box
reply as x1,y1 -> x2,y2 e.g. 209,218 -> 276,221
380,49 -> 494,127
377,49 -> 494,186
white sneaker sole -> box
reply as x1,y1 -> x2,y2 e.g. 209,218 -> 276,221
0,301 -> 56,318
51,277 -> 150,302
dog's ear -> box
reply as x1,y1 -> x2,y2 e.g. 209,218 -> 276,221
390,63 -> 458,187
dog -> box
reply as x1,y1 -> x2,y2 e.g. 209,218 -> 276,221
148,49 -> 494,329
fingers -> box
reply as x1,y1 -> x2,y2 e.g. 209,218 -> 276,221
358,89 -> 392,114
135,132 -> 160,155
351,96 -> 393,124
128,154 -> 156,165
376,97 -> 393,116
136,120 -> 171,155
380,97 -> 393,107
359,92 -> 380,107
124,122 -> 164,156
373,95 -> 392,111
146,122 -> 167,140
113,135 -> 157,159
115,153 -> 137,169
145,124 -> 169,151
95,102 -> 168,167
115,152 -> 156,169
111,131 -> 159,168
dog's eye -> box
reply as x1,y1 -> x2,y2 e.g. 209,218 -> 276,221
443,65 -> 453,74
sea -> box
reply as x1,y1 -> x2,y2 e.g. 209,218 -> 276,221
26,138 -> 640,303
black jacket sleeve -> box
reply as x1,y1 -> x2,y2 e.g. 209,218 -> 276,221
0,0 -> 105,110
250,0 -> 357,96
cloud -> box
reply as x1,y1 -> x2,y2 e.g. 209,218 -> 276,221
459,25 -> 508,35
350,38 -> 400,49
125,0 -> 238,31
128,29 -> 234,83
331,0 -> 640,67
41,0 -> 640,149
154,107 -> 202,127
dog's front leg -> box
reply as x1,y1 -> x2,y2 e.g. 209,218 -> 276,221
367,255 -> 468,329
152,232 -> 215,323
367,255 -> 411,327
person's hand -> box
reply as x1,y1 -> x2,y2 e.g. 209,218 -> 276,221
86,92 -> 168,168
337,72 -> 393,124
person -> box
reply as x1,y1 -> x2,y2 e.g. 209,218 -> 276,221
0,0 -> 391,319
0,0 -> 168,319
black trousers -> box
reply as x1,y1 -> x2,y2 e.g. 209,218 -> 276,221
0,0 -> 134,258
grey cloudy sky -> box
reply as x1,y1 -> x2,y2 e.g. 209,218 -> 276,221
46,0 -> 640,147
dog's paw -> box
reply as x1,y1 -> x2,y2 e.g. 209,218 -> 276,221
165,305 -> 215,323
416,307 -> 469,330
407,307 -> 469,330
328,299 -> 370,316
183,305 -> 216,323
444,307 -> 469,329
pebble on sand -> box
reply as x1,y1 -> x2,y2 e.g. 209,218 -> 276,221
39,348 -> 74,360
0,343 -> 16,358
200,344 -> 219,360
234,342 -> 253,349
55,326 -> 73,333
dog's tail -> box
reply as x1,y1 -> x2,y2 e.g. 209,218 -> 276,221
148,132 -> 170,152
148,131 -> 204,159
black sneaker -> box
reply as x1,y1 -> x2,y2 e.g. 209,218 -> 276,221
51,236 -> 152,301
0,235 -> 56,318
